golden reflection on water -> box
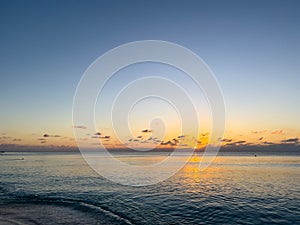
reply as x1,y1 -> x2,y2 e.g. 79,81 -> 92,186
177,154 -> 300,197
180,153 -> 210,185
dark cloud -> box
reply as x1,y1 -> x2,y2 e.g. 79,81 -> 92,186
281,138 -> 299,143
235,140 -> 246,144
100,136 -> 110,139
91,134 -> 110,139
244,142 -> 254,146
172,138 -> 179,144
258,137 -> 263,141
43,134 -> 61,138
263,141 -> 274,145
221,138 -> 232,142
161,140 -> 177,146
225,140 -> 246,146
141,129 -> 152,133
137,136 -> 142,138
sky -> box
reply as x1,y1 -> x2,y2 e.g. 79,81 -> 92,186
0,0 -> 300,150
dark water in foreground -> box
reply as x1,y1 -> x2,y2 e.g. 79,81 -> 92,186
0,152 -> 299,224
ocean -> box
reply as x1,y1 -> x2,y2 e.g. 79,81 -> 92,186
0,152 -> 299,224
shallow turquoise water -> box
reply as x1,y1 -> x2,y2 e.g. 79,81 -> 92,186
0,152 -> 299,224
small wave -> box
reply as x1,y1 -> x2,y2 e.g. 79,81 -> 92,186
0,218 -> 27,225
0,158 -> 25,161
0,191 -> 133,225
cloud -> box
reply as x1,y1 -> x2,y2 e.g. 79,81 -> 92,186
251,130 -> 267,134
37,138 -> 46,141
172,138 -> 179,144
0,136 -> 11,140
0,136 -> 21,142
141,129 -> 152,133
235,140 -> 246,144
271,130 -> 284,135
100,136 -> 110,139
221,138 -> 232,142
12,138 -> 22,142
225,140 -> 246,146
43,134 -> 61,138
91,134 -> 110,139
37,138 -> 47,144
133,139 -> 139,142
94,132 -> 101,136
73,125 -> 88,129
262,141 -> 274,145
258,137 -> 263,140
281,138 -> 299,143
161,140 -> 176,146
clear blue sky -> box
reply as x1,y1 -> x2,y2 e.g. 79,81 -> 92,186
0,0 -> 299,147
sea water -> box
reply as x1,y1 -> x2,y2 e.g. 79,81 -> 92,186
0,152 -> 299,224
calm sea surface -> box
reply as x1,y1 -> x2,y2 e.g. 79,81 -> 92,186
0,152 -> 299,224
